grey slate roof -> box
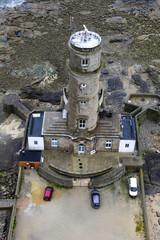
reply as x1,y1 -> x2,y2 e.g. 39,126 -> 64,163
121,115 -> 136,140
28,112 -> 44,137
19,150 -> 41,162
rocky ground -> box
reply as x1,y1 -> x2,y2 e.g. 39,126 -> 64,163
0,0 -> 159,96
0,209 -> 11,240
0,0 -> 160,239
139,119 -> 160,195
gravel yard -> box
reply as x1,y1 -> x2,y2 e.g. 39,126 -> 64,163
14,170 -> 144,240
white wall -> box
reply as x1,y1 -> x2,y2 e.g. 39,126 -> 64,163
28,137 -> 44,150
119,140 -> 136,153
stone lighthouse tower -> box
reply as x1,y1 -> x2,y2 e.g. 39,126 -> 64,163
66,26 -> 102,133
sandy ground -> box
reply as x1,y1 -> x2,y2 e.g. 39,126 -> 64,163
146,194 -> 160,240
0,114 -> 25,169
14,170 -> 144,240
0,114 -> 24,139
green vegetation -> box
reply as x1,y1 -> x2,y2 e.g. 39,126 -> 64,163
137,118 -> 141,133
134,214 -> 144,235
19,176 -> 24,194
120,178 -> 129,203
0,171 -> 7,177
109,183 -> 116,192
12,216 -> 17,237
137,118 -> 144,160
54,184 -> 73,190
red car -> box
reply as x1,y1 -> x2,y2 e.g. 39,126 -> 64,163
43,186 -> 54,201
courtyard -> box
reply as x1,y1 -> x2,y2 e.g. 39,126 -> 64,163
14,170 -> 145,240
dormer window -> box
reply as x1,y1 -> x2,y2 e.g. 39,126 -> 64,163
79,120 -> 86,129
81,59 -> 88,67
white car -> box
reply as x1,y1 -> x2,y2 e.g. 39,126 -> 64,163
128,177 -> 138,197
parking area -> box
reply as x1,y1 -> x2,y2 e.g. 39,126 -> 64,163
14,170 -> 145,240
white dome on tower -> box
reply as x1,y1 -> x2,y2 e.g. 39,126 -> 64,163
70,25 -> 101,50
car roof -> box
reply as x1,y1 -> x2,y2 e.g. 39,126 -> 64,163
130,178 -> 137,186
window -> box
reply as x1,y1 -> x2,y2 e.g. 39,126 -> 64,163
79,120 -> 86,129
34,140 -> 38,145
81,59 -> 88,67
80,101 -> 87,106
80,83 -> 87,89
78,145 -> 85,153
125,144 -> 129,148
51,139 -> 58,147
105,141 -> 112,149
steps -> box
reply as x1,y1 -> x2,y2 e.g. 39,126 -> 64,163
89,165 -> 126,188
38,166 -> 73,188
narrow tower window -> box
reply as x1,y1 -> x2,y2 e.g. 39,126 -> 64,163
80,83 -> 87,89
81,59 -> 88,67
80,101 -> 87,106
79,120 -> 86,129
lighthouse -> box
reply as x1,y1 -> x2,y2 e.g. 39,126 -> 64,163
66,26 -> 102,133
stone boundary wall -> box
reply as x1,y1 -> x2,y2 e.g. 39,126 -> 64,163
3,94 -> 30,121
135,108 -> 160,156
89,166 -> 126,188
49,163 -> 113,178
6,166 -> 22,240
39,166 -> 73,188
139,168 -> 150,240
7,202 -> 16,240
129,93 -> 160,100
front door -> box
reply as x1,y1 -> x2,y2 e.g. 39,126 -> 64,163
78,145 -> 85,154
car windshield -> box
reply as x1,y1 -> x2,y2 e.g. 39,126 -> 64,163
93,195 -> 99,203
131,187 -> 137,192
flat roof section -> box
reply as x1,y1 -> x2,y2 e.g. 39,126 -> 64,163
121,116 -> 136,140
19,150 -> 41,162
28,112 -> 44,137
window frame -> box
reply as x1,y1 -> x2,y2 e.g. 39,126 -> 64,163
105,141 -> 112,149
81,59 -> 88,67
51,139 -> 58,147
80,101 -> 87,106
78,144 -> 85,154
79,119 -> 86,129
80,83 -> 87,89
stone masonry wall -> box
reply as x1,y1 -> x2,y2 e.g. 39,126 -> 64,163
96,138 -> 120,152
68,44 -> 101,73
67,70 -> 100,132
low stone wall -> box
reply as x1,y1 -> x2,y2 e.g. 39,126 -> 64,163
7,202 -> 16,240
129,93 -> 160,100
49,163 -> 113,178
139,168 -> 150,240
7,166 -> 22,240
39,166 -> 73,188
89,165 -> 126,188
3,94 -> 30,121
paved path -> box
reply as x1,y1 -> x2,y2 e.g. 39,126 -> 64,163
14,170 -> 144,240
